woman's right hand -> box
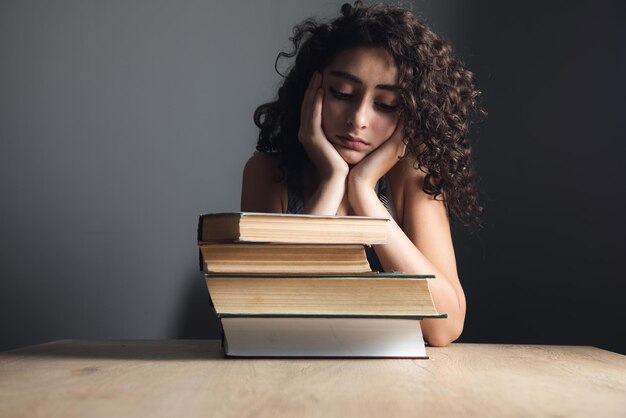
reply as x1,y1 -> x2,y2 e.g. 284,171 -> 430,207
298,72 -> 349,180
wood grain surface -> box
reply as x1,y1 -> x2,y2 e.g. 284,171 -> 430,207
1,340 -> 624,418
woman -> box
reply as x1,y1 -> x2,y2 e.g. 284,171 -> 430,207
241,1 -> 485,346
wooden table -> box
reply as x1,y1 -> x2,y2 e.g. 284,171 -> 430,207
1,340 -> 624,417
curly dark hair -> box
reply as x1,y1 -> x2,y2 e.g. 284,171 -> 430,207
253,1 -> 486,227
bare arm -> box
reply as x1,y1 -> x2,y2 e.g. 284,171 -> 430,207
348,131 -> 465,347
298,72 -> 348,215
242,73 -> 347,216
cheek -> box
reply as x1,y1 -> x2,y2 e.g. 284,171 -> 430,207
321,97 -> 343,134
372,116 -> 399,142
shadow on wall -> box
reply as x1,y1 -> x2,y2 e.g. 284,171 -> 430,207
177,271 -> 221,340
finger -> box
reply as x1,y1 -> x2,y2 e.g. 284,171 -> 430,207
391,122 -> 407,157
392,121 -> 405,141
301,72 -> 320,122
379,126 -> 407,160
399,143 -> 407,159
300,77 -> 313,125
311,82 -> 324,137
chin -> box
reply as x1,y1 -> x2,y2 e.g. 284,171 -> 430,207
336,148 -> 367,166
340,154 -> 365,166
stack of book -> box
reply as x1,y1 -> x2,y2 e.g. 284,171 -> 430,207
197,212 -> 446,358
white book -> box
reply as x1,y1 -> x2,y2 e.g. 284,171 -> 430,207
221,316 -> 427,359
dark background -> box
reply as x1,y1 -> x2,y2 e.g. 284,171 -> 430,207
1,1 -> 624,354
456,1 -> 625,354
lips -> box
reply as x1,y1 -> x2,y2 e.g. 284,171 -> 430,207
336,134 -> 368,151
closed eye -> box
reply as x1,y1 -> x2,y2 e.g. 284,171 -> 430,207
329,87 -> 353,100
330,87 -> 398,113
376,102 -> 399,112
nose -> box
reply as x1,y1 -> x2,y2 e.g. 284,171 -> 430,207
347,99 -> 370,129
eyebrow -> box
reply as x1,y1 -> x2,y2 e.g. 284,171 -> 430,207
328,70 -> 401,92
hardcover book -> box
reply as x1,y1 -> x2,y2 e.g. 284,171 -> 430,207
197,212 -> 389,244
197,212 -> 445,358
220,316 -> 428,358
205,272 -> 445,317
199,243 -> 371,274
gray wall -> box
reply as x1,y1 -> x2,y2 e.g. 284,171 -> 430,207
0,1 -> 466,350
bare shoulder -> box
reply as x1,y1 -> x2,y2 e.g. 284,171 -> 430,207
387,156 -> 448,226
243,152 -> 282,178
387,157 -> 424,223
389,155 -> 427,185
241,152 -> 286,213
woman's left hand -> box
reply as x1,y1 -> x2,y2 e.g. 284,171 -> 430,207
348,123 -> 407,189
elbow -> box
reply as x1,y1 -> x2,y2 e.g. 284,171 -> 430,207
424,319 -> 464,347
426,278 -> 466,347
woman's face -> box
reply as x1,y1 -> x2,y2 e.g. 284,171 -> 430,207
321,46 -> 401,165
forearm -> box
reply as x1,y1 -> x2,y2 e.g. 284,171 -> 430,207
303,174 -> 347,215
348,181 -> 465,346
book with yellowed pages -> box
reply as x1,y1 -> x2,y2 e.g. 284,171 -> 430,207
196,212 -> 445,358
199,243 -> 371,274
205,273 -> 445,358
205,272 -> 445,317
197,212 -> 389,244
